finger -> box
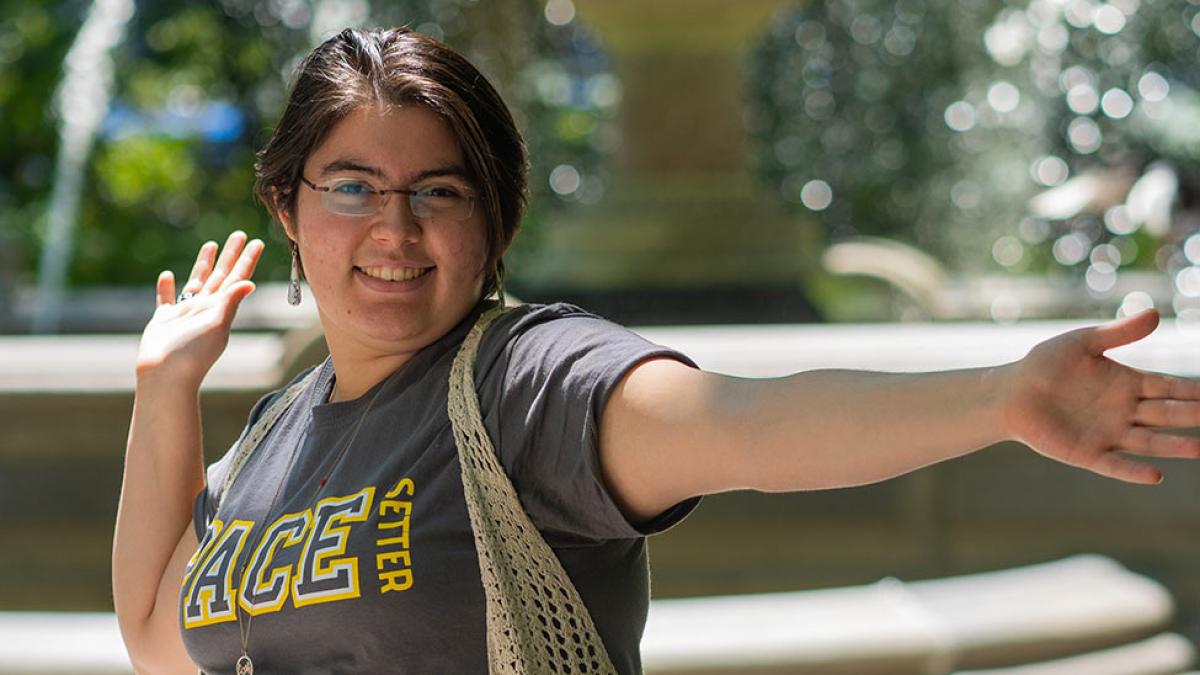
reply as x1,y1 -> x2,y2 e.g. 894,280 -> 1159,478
203,231 -> 248,294
220,281 -> 257,325
1120,426 -> 1200,458
1085,308 -> 1159,355
1133,399 -> 1200,427
1140,372 -> 1200,400
1085,450 -> 1163,484
183,241 -> 219,294
218,239 -> 264,292
156,271 -> 175,308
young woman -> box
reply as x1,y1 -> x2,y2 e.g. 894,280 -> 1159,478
112,27 -> 1200,674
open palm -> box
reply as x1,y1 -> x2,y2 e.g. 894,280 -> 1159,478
1006,309 -> 1200,484
137,231 -> 264,388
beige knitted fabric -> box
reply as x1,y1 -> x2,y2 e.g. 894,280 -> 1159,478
214,306 -> 617,673
448,305 -> 618,675
219,368 -> 319,500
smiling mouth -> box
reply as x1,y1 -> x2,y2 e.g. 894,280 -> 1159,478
357,266 -> 433,282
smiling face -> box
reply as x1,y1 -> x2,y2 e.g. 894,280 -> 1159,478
280,104 -> 489,361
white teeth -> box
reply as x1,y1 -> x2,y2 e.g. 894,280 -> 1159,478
362,266 -> 429,282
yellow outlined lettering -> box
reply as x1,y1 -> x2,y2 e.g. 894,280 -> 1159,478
292,487 -> 374,608
182,519 -> 253,629
182,519 -> 224,591
237,511 -> 311,616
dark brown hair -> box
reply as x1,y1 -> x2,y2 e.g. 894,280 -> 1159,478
253,27 -> 528,298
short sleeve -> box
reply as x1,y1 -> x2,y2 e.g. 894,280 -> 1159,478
479,304 -> 701,543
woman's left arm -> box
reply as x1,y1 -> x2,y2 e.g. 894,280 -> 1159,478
599,308 -> 1200,523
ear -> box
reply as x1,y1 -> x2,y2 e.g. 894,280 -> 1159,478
279,209 -> 297,242
272,188 -> 297,242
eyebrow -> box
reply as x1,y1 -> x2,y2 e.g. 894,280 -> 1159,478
317,159 -> 471,185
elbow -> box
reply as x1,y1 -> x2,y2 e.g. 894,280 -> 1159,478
115,610 -> 194,675
115,617 -> 154,674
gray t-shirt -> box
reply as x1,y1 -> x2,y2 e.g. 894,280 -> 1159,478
179,301 -> 699,674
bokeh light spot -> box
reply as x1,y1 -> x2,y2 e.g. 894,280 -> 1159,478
1184,233 -> 1200,265
1104,205 -> 1137,235
988,81 -> 1021,112
1092,5 -> 1126,34
984,10 -> 1032,65
1086,261 -> 1117,293
549,164 -> 580,195
1137,71 -> 1169,102
800,179 -> 833,211
1100,88 -> 1133,118
1067,117 -> 1102,153
944,101 -> 976,131
1091,243 -> 1121,266
1064,0 -> 1096,29
883,26 -> 916,56
1053,232 -> 1090,265
586,73 -> 621,108
1176,266 -> 1200,297
1118,291 -> 1154,318
544,0 -> 575,26
1032,156 -> 1069,186
1067,84 -> 1099,114
992,236 -> 1024,267
850,15 -> 883,45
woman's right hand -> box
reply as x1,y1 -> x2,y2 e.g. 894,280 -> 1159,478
136,231 -> 264,388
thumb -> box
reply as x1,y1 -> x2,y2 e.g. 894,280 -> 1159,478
1085,307 -> 1159,355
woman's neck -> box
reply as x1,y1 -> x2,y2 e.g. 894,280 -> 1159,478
324,349 -> 415,402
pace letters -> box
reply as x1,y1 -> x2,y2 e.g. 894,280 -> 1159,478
182,479 -> 415,629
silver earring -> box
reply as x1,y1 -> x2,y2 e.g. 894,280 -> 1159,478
288,244 -> 302,306
494,265 -> 506,309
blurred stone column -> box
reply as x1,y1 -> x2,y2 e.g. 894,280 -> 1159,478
524,0 -> 818,321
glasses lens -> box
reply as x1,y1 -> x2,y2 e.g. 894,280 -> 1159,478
409,189 -> 474,221
324,180 -> 380,216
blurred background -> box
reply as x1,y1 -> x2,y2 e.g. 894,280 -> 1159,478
5,0 -> 1200,670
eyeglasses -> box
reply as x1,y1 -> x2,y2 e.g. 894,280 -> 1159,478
300,176 -> 476,221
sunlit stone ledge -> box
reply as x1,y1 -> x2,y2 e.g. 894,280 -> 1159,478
4,314 -> 1200,393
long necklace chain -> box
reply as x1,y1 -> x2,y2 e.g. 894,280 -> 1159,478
232,378 -> 386,675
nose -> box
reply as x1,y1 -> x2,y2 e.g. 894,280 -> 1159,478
369,194 -> 421,244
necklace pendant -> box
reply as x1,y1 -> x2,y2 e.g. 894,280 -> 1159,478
236,654 -> 254,675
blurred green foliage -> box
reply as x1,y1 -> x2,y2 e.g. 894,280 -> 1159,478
0,0 -> 616,290
747,0 -> 999,253
748,0 -> 1200,289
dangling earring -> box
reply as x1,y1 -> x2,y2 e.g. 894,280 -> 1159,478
288,241 -> 302,306
495,264 -> 506,309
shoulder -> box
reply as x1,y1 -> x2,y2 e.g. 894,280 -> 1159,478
488,301 -> 620,340
207,362 -> 324,486
480,302 -> 664,365
245,361 -> 326,427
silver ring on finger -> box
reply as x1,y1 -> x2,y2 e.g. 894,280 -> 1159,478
177,291 -> 196,302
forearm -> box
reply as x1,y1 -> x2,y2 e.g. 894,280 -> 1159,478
604,311 -> 1182,520
727,365 -> 1014,491
112,374 -> 204,645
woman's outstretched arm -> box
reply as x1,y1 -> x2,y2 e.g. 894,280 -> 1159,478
599,308 -> 1200,522
112,232 -> 261,673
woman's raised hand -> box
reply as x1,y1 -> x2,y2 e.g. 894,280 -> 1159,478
136,231 -> 264,389
1005,308 -> 1200,484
